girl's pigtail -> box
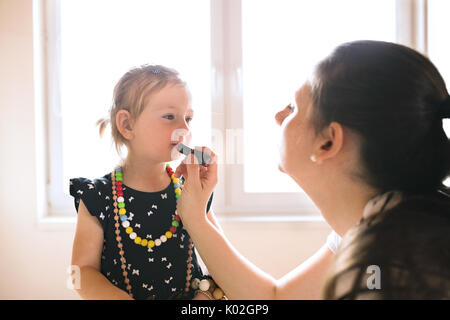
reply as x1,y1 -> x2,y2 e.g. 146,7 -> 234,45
96,117 -> 110,138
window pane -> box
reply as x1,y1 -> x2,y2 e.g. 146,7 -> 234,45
428,0 -> 450,187
242,0 -> 396,192
59,0 -> 211,194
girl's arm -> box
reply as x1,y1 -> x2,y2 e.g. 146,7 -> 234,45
184,214 -> 334,300
71,199 -> 133,300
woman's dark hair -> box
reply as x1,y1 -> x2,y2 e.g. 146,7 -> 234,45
322,192 -> 450,299
314,41 -> 450,299
310,40 -> 450,195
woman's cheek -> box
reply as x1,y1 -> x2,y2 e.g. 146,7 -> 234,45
277,127 -> 291,172
283,118 -> 305,171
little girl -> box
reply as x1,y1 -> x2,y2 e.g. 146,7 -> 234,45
70,65 -> 221,300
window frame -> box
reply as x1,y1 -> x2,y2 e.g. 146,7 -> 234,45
36,0 -> 429,227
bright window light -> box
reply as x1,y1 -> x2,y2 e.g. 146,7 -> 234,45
242,0 -> 396,192
59,0 -> 211,192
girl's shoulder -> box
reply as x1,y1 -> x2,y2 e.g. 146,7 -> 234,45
69,172 -> 113,230
69,172 -> 112,201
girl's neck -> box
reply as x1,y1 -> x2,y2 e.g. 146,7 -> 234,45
120,157 -> 171,193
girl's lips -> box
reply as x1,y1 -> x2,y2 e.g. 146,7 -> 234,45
171,142 -> 184,151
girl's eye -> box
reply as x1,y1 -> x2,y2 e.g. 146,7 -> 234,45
185,117 -> 193,123
163,115 -> 175,120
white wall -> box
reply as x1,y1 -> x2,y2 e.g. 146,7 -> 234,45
0,0 -> 331,299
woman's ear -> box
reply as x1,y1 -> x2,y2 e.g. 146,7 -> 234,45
116,110 -> 135,141
313,122 -> 344,164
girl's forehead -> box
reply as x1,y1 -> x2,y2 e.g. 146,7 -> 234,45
147,84 -> 193,111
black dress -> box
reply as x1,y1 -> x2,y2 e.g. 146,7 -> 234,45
69,171 -> 213,300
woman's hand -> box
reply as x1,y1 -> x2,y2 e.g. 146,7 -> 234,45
192,292 -> 211,300
174,146 -> 218,228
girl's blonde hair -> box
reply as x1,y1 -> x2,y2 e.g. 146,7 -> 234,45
96,64 -> 186,158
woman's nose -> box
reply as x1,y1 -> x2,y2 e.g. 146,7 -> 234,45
275,104 -> 294,126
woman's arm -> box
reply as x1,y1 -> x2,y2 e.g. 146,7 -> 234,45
207,209 -> 224,233
71,199 -> 133,300
183,214 -> 335,300
176,149 -> 335,299
275,243 -> 335,299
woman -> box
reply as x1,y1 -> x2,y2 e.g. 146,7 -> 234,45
175,40 -> 450,299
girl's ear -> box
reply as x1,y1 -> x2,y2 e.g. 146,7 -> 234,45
313,122 -> 344,164
116,110 -> 135,140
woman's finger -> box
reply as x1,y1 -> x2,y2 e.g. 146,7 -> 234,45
174,162 -> 187,179
204,153 -> 218,187
184,152 -> 200,187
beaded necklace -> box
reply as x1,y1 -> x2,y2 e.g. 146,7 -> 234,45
111,164 -> 194,298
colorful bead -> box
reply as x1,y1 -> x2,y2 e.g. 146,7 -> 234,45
172,220 -> 179,227
122,221 -> 130,228
134,237 -> 142,244
165,231 -> 173,239
213,288 -> 224,300
130,232 -> 137,240
160,235 -> 167,243
125,227 -> 133,234
191,278 -> 200,290
148,240 -> 155,248
155,239 -> 162,246
199,279 -> 210,291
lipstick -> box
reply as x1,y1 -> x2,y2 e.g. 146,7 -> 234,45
176,143 -> 212,167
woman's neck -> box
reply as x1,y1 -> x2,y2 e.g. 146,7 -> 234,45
120,156 -> 170,193
304,174 -> 379,237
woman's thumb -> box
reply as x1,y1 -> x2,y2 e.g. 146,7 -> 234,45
174,163 -> 186,179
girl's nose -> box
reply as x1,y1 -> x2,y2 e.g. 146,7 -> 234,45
180,119 -> 190,131
275,104 -> 294,126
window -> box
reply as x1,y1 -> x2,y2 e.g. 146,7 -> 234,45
241,0 -> 396,193
40,0 -> 443,219
45,0 -> 211,215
